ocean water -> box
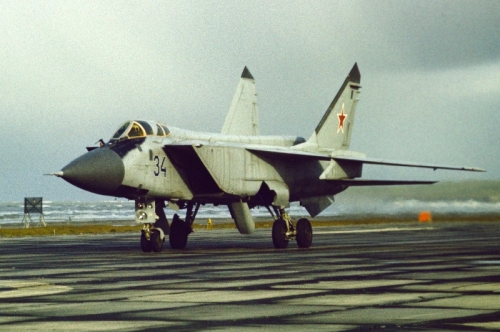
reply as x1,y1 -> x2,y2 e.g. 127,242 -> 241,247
1,197 -> 499,225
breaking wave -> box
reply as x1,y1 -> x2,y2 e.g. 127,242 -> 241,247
1,198 -> 499,225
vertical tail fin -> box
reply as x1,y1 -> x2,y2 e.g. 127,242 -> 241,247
221,67 -> 259,136
308,63 -> 361,150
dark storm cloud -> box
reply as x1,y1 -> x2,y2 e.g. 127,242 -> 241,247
353,1 -> 500,71
0,0 -> 498,201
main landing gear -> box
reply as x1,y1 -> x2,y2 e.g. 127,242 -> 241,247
271,208 -> 313,249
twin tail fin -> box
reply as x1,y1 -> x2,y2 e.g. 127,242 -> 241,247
307,63 -> 361,150
221,67 -> 259,136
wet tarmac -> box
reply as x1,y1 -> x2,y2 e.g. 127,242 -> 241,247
1,221 -> 500,331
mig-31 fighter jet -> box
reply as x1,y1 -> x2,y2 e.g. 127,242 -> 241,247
53,64 -> 484,252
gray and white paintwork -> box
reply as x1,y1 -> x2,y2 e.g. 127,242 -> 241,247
54,64 -> 484,251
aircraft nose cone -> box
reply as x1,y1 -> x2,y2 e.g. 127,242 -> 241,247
60,148 -> 125,195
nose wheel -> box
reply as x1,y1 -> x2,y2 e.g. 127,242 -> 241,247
136,199 -> 168,253
150,229 -> 164,252
140,230 -> 152,252
140,227 -> 165,253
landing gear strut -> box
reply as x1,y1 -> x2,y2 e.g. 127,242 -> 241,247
271,208 -> 312,249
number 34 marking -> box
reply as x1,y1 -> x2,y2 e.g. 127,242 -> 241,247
154,156 -> 166,177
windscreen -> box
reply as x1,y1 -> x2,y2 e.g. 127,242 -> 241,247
112,122 -> 130,139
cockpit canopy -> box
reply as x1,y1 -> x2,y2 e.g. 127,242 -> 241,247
110,120 -> 170,142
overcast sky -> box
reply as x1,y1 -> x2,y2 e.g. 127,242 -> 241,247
1,0 -> 499,202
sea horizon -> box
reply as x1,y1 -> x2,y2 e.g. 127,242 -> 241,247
2,180 -> 499,226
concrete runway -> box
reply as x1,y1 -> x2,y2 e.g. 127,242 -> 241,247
1,221 -> 500,331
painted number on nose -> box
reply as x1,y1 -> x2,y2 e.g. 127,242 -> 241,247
154,156 -> 166,177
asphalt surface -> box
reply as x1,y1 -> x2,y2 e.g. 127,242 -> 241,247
1,221 -> 500,331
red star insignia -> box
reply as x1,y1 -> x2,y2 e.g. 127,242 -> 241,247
337,103 -> 347,133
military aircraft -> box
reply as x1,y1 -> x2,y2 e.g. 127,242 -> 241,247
53,64 -> 484,252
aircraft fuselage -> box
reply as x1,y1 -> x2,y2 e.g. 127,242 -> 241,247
61,125 -> 348,207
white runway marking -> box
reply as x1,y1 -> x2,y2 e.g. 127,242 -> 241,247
315,227 -> 434,235
0,280 -> 72,299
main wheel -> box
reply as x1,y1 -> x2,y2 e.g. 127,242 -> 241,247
150,229 -> 163,252
296,218 -> 312,248
272,218 -> 289,249
140,231 -> 152,252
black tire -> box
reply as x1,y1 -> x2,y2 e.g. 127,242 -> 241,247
169,215 -> 189,249
272,218 -> 289,249
150,229 -> 163,253
296,218 -> 313,248
140,231 -> 152,252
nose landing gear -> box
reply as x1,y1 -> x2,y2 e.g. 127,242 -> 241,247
136,198 -> 200,252
136,198 -> 168,253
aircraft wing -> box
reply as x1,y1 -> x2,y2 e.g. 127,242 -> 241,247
332,155 -> 486,172
246,146 -> 485,172
167,142 -> 485,172
326,179 -> 437,186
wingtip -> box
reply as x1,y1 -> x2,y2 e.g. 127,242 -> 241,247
348,62 -> 361,83
241,66 -> 254,79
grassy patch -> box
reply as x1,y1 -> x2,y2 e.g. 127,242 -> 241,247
0,224 -> 142,237
1,215 -> 499,237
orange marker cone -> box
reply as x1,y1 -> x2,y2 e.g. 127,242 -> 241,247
419,211 -> 432,223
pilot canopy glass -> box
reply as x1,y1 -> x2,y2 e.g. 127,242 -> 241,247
110,120 -> 170,142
